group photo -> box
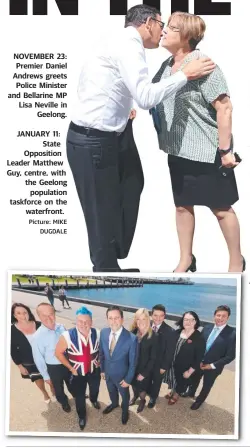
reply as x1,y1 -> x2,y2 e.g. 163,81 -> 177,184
7,272 -> 240,438
1,0 -> 249,447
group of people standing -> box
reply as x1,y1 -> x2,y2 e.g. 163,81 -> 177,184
67,4 -> 245,273
11,301 -> 236,431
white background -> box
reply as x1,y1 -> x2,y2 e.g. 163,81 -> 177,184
0,0 -> 249,446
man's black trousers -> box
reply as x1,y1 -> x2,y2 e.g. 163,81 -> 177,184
149,368 -> 165,400
47,363 -> 72,406
70,368 -> 101,419
189,368 -> 220,403
66,119 -> 144,271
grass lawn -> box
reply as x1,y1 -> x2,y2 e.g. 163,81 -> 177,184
12,275 -> 97,284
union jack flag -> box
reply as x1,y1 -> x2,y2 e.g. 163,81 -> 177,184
66,327 -> 100,376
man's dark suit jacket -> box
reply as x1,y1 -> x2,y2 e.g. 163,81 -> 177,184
202,324 -> 236,374
99,327 -> 138,385
154,321 -> 178,371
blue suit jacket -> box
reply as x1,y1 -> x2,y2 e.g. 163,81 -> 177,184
202,324 -> 236,374
99,327 -> 138,384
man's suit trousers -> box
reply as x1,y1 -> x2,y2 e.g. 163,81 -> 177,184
190,368 -> 219,403
106,377 -> 130,412
47,364 -> 72,406
66,119 -> 144,272
149,369 -> 165,400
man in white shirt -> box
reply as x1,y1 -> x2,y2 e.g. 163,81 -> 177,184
67,4 -> 215,272
32,303 -> 72,413
189,305 -> 236,410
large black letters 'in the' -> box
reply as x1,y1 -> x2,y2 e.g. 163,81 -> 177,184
10,0 -> 78,15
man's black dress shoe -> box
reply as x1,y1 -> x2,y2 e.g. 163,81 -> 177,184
92,401 -> 101,410
180,391 -> 189,397
102,404 -> 118,414
190,401 -> 202,410
122,410 -> 129,424
180,387 -> 195,398
148,398 -> 156,408
62,403 -> 71,413
121,268 -> 140,272
79,417 -> 86,430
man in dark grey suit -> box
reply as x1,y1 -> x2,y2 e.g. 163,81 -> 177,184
189,305 -> 236,410
99,306 -> 138,424
148,304 -> 177,408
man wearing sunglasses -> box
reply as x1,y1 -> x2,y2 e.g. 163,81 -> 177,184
67,4 -> 215,273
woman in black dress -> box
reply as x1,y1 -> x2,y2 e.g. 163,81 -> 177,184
163,311 -> 205,405
152,12 -> 245,272
11,303 -> 54,403
129,308 -> 158,413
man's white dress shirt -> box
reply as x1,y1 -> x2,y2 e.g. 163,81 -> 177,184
72,26 -> 187,133
152,322 -> 162,332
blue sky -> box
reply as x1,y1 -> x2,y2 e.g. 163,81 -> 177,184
160,277 -> 238,287
192,278 -> 237,286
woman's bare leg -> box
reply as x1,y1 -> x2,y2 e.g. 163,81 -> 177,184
174,206 -> 195,272
34,379 -> 50,400
211,207 -> 243,271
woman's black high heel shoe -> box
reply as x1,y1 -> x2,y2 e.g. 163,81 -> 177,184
173,254 -> 197,273
242,256 -> 246,272
186,254 -> 197,272
137,399 -> 146,413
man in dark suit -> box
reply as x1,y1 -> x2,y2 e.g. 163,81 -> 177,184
148,304 -> 177,408
189,305 -> 236,410
99,305 -> 138,424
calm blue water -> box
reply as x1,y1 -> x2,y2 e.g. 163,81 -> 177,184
67,283 -> 237,325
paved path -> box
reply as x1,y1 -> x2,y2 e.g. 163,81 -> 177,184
8,291 -> 236,436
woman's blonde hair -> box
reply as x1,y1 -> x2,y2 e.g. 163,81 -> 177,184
130,308 -> 152,338
168,12 -> 206,50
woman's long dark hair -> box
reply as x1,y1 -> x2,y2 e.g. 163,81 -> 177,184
11,303 -> 36,324
176,310 -> 200,330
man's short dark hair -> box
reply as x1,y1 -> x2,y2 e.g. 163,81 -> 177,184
125,4 -> 161,28
152,304 -> 166,314
214,305 -> 231,317
106,305 -> 123,318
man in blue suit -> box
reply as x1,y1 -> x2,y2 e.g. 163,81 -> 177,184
189,305 -> 236,410
100,305 -> 138,424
